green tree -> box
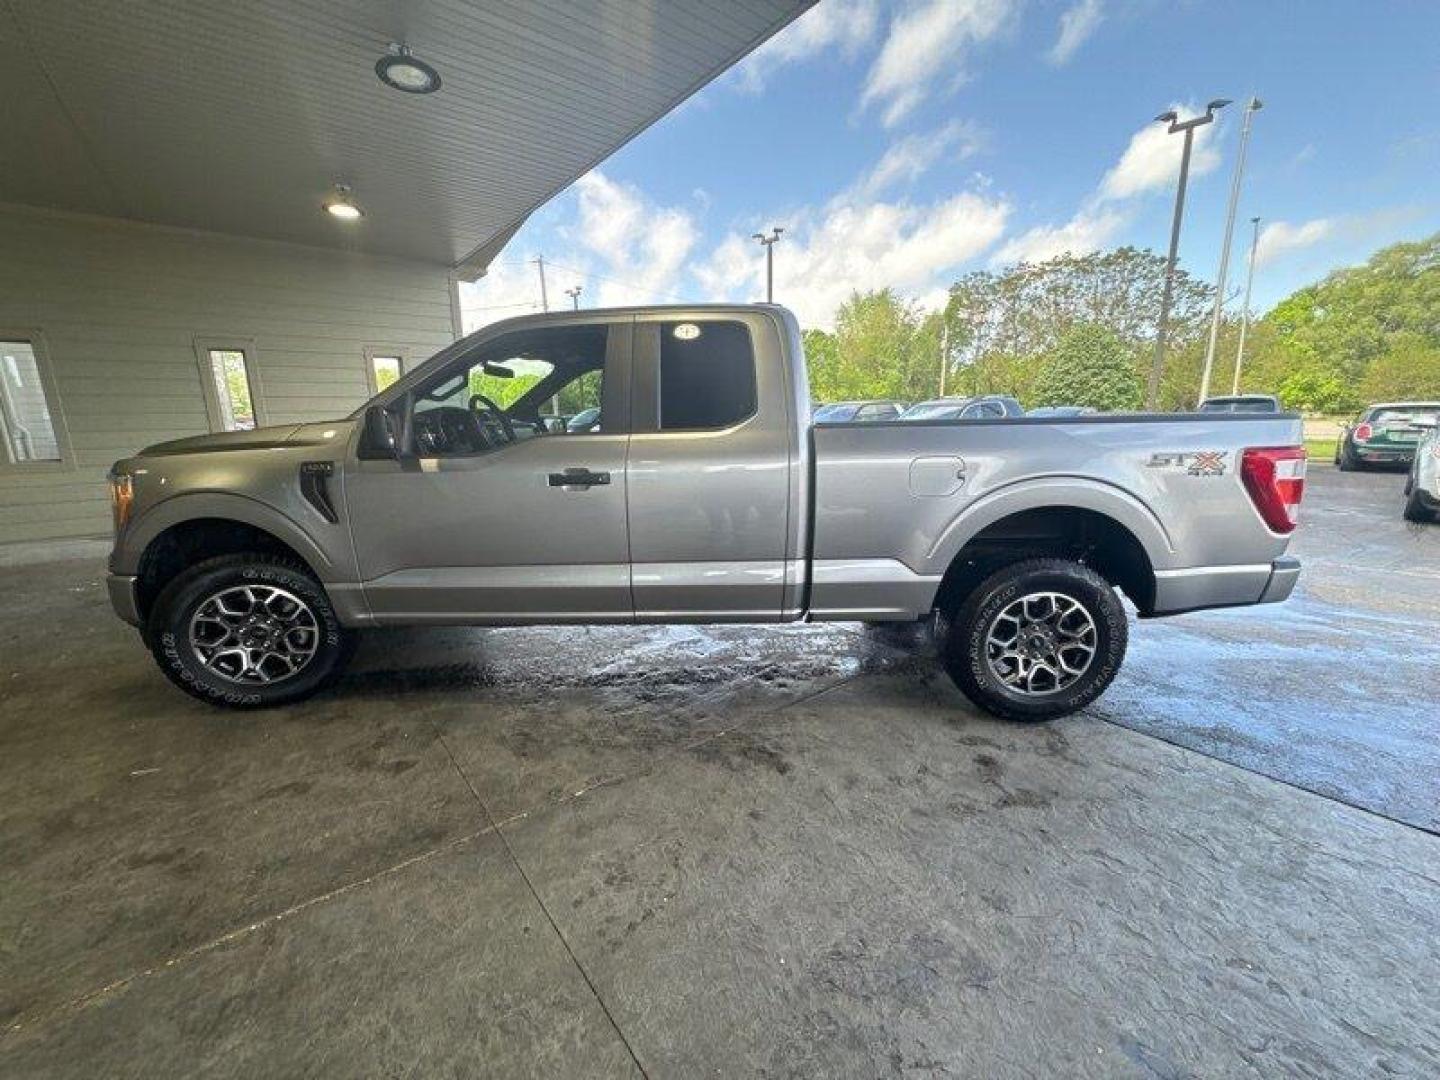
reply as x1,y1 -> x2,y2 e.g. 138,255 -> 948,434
1032,324 -> 1142,411
940,247 -> 1212,404
468,370 -> 542,408
801,328 -> 842,402
1265,232 -> 1440,383
1277,364 -> 1349,413
1360,334 -> 1440,401
811,289 -> 940,403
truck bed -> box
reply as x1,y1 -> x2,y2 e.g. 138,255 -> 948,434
805,413 -> 1305,621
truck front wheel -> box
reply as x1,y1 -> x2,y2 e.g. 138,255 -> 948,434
146,554 -> 356,709
940,558 -> 1128,722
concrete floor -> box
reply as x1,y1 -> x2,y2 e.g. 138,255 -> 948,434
1,466 -> 1437,1077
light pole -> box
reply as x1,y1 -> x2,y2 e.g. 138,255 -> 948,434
1232,216 -> 1261,395
752,227 -> 784,303
1198,96 -> 1262,406
533,255 -> 550,312
565,285 -> 582,310
1147,98 -> 1230,410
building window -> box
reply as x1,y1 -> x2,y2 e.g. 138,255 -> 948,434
368,352 -> 404,394
1,340 -> 62,464
205,349 -> 257,431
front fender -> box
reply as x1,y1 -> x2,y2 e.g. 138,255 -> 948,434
113,491 -> 341,581
924,476 -> 1177,576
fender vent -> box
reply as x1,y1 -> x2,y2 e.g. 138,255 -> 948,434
299,461 -> 338,523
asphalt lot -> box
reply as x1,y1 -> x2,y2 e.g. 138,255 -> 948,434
1,464 -> 1437,1077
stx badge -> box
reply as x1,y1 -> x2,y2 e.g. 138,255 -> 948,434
1147,450 -> 1229,475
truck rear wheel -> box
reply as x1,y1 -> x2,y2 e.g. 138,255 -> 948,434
146,554 -> 356,709
940,558 -> 1127,722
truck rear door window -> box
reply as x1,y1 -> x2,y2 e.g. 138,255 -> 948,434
658,321 -> 757,431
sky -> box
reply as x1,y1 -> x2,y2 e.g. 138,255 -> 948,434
460,0 -> 1440,332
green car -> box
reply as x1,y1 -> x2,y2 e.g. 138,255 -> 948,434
1336,402 -> 1440,470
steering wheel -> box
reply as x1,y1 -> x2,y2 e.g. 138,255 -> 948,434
467,393 -> 516,445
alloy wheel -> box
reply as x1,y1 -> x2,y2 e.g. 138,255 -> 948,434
188,584 -> 320,685
984,591 -> 1098,696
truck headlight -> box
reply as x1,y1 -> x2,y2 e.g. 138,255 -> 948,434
108,472 -> 134,533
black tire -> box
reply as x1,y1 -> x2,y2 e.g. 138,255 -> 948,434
1337,444 -> 1361,472
146,554 -> 356,709
940,558 -> 1128,722
1403,488 -> 1435,524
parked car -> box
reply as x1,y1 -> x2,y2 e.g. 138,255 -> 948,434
565,406 -> 601,432
105,304 -> 1305,721
1336,402 -> 1440,470
1027,406 -> 1098,418
1199,394 -> 1281,414
1402,418 -> 1440,522
900,395 -> 1024,421
812,400 -> 907,422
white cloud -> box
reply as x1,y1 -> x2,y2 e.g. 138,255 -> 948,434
733,0 -> 878,93
1098,106 -> 1222,201
460,171 -> 699,328
466,140 -> 1013,334
1254,218 -> 1335,268
1047,0 -> 1103,64
569,172 -> 698,307
458,256 -> 550,332
992,204 -> 1127,264
988,106 -> 1225,269
861,0 -> 1015,127
697,188 -> 1010,328
853,119 -> 986,198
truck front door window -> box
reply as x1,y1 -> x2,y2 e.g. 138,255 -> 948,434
410,324 -> 611,456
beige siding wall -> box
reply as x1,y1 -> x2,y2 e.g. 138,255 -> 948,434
0,205 -> 457,544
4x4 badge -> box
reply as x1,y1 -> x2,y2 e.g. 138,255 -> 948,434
1147,450 -> 1228,475
1187,450 -> 1227,475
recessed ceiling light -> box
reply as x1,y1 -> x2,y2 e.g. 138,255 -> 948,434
376,43 -> 441,94
323,185 -> 363,220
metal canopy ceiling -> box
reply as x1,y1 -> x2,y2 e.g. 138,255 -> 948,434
1,0 -> 809,276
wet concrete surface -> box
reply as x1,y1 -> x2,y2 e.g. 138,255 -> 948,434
1099,463 -> 1440,833
1,465 -> 1437,1075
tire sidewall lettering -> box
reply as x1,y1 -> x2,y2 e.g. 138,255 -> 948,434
148,556 -> 348,709
945,559 -> 1128,721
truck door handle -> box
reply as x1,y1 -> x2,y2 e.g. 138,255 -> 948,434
548,467 -> 611,488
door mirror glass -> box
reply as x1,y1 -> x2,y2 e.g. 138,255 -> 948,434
359,405 -> 401,460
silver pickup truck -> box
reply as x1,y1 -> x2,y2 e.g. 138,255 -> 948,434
106,305 -> 1306,720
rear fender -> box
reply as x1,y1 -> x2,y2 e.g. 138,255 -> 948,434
924,477 -> 1176,577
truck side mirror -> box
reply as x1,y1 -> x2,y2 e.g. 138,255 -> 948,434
358,404 -> 401,460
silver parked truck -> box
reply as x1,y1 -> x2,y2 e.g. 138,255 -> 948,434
106,306 -> 1307,720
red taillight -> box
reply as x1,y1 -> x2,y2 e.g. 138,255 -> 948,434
1353,422 -> 1373,441
1241,446 -> 1307,533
